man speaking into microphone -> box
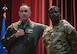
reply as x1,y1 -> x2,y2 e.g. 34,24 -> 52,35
1,4 -> 47,54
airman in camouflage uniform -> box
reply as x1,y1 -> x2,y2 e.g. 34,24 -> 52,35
1,4 -> 47,54
43,6 -> 77,54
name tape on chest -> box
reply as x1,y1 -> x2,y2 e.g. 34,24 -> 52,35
25,28 -> 33,33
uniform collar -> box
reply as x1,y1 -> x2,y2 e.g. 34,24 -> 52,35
52,20 -> 63,29
18,19 -> 31,26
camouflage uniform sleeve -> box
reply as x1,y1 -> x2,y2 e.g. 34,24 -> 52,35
64,23 -> 77,54
43,27 -> 52,47
1,24 -> 17,48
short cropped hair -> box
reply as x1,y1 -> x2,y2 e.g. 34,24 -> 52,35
19,3 -> 31,10
48,6 -> 60,13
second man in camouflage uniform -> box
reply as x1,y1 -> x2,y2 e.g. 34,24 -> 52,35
43,6 -> 77,54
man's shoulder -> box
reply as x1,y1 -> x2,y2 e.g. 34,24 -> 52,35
44,26 -> 52,32
61,20 -> 76,34
31,21 -> 44,25
43,26 -> 52,37
61,19 -> 69,24
31,21 -> 48,28
61,20 -> 74,29
7,21 -> 19,29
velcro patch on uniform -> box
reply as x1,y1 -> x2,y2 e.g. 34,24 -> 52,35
25,28 -> 33,33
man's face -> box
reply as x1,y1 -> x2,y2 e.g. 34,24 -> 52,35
19,5 -> 31,21
48,6 -> 60,21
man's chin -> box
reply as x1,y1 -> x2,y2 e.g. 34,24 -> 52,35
20,18 -> 28,20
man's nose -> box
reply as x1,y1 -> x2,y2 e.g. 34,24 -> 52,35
53,13 -> 58,16
22,12 -> 27,14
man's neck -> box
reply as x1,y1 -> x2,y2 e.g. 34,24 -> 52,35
52,20 -> 60,26
20,19 -> 29,24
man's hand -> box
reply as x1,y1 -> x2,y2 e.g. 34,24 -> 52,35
15,29 -> 25,38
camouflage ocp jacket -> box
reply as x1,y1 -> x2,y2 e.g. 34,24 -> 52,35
43,20 -> 77,54
1,20 -> 47,54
